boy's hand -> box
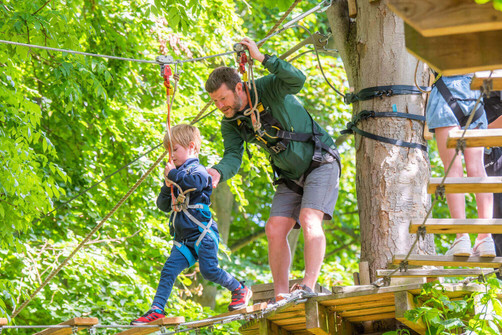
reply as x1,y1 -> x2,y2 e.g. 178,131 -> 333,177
164,163 -> 176,187
239,37 -> 265,63
207,168 -> 221,188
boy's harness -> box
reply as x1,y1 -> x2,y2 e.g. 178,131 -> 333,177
170,183 -> 219,267
235,103 -> 341,195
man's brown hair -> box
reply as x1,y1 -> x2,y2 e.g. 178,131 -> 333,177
163,124 -> 202,154
205,67 -> 242,93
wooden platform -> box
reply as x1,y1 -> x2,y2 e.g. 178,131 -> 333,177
239,283 -> 484,335
404,23 -> 502,76
377,268 -> 493,278
446,129 -> 502,149
34,318 -> 99,335
471,70 -> 502,90
388,0 -> 502,37
0,318 -> 7,326
115,317 -> 184,335
392,254 -> 502,268
428,177 -> 502,194
252,279 -> 331,304
410,218 -> 502,234
186,303 -> 267,328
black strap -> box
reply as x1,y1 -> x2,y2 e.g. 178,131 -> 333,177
344,85 -> 430,104
434,77 -> 484,127
341,110 -> 427,151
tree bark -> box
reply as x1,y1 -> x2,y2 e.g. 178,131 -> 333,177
326,0 -> 435,280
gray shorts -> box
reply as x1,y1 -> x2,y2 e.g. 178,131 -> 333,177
270,158 -> 340,228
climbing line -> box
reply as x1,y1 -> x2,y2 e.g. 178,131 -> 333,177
374,79 -> 489,287
0,39 -> 158,64
257,0 -> 303,48
10,150 -> 168,319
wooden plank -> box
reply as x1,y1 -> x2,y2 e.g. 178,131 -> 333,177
268,310 -> 306,321
395,291 -> 426,335
348,0 -> 357,18
339,305 -> 395,318
346,312 -> 395,322
387,0 -> 502,37
116,316 -> 184,335
404,23 -> 502,76
471,70 -> 502,91
330,297 -> 395,312
305,300 -> 329,335
260,319 -> 270,335
410,218 -> 502,234
377,268 -> 493,278
275,316 -> 306,327
0,318 -> 7,326
392,254 -> 502,268
428,177 -> 502,194
34,318 -> 99,335
187,302 -> 265,328
446,129 -> 502,149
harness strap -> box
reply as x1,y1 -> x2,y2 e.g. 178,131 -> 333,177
174,240 -> 197,267
434,77 -> 484,127
344,85 -> 431,104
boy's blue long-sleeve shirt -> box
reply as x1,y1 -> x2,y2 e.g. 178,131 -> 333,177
156,158 -> 218,241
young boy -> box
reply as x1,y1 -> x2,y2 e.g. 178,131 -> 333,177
131,124 -> 252,324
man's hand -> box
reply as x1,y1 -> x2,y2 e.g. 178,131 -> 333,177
207,168 -> 221,188
240,37 -> 265,63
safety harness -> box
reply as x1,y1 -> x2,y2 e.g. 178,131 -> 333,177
170,182 -> 219,267
230,102 -> 341,195
433,76 -> 484,127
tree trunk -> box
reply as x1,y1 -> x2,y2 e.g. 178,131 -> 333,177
326,0 -> 435,280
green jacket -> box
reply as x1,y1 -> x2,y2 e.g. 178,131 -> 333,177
213,55 -> 336,182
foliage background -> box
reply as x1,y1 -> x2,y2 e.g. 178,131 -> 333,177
0,0 -> 477,333
0,0 -> 357,333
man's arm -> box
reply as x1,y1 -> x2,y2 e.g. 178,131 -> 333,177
211,121 -> 244,185
240,37 -> 306,97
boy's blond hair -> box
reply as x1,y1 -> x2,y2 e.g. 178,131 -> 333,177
163,124 -> 202,154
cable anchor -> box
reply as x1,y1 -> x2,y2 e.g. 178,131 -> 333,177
88,326 -> 96,335
398,260 -> 409,272
435,185 -> 445,200
456,138 -> 466,155
72,326 -> 79,335
417,225 -> 427,240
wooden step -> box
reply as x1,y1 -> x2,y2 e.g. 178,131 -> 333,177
471,70 -> 502,90
446,129 -> 502,149
115,317 -> 184,335
34,318 -> 99,335
392,254 -> 502,268
404,23 -> 502,76
410,218 -> 502,234
388,0 -> 502,37
428,177 -> 502,194
377,268 -> 493,278
186,302 -> 267,328
0,318 -> 7,326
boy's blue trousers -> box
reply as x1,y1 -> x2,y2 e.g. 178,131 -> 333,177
152,233 -> 241,309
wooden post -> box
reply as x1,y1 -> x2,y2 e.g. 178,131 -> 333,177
394,291 -> 426,335
348,0 -> 357,18
305,300 -> 329,334
359,261 -> 371,284
259,318 -> 270,335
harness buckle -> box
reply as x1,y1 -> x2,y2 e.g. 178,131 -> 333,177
269,142 -> 287,154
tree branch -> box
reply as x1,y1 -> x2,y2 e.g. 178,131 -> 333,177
229,228 -> 266,252
32,0 -> 52,16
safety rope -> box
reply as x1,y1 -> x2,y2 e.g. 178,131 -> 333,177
257,0 -> 303,48
373,74 -> 493,287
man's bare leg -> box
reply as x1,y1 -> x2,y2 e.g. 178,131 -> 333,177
266,216 -> 297,295
299,207 -> 325,290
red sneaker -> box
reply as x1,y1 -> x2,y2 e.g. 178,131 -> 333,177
228,282 -> 252,311
130,308 -> 166,325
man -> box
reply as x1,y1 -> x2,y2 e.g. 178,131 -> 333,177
205,37 -> 341,298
